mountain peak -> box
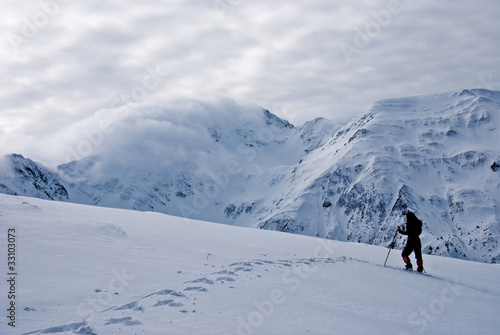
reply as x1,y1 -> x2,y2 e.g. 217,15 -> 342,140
263,109 -> 294,129
1,154 -> 69,200
1,90 -> 499,263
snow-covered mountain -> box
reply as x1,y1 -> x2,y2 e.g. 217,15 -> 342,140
257,89 -> 500,263
1,194 -> 499,335
0,98 -> 339,224
1,90 -> 499,263
0,154 -> 68,201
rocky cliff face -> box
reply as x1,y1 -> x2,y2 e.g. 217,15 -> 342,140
1,90 -> 499,262
0,154 -> 68,201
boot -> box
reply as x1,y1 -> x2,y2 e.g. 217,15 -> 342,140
403,256 -> 412,270
417,258 -> 424,273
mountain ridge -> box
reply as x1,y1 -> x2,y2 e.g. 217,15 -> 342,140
1,89 -> 499,263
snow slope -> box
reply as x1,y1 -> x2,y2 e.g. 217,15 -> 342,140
1,194 -> 499,335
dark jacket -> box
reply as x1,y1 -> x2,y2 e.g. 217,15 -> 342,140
399,212 -> 422,237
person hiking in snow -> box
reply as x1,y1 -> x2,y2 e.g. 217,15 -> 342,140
397,211 -> 424,272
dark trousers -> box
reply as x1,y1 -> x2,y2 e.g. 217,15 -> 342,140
402,236 -> 422,259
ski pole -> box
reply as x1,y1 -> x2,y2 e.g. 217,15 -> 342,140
384,229 -> 399,267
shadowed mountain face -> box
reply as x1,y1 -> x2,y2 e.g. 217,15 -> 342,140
1,89 -> 499,262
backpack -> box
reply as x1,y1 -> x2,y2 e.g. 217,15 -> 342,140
406,212 -> 423,236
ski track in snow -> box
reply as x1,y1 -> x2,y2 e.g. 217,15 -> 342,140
21,257 -> 342,335
20,256 -> 499,335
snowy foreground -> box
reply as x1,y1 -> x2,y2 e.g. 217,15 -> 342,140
0,194 -> 499,335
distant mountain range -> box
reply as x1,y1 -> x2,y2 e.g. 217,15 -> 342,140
1,89 -> 499,263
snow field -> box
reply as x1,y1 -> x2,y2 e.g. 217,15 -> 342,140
0,193 -> 499,334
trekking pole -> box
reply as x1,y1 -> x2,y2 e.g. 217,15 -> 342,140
384,229 -> 399,267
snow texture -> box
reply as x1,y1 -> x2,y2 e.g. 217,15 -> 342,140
0,194 -> 499,334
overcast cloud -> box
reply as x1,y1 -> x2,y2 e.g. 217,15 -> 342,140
1,0 -> 499,164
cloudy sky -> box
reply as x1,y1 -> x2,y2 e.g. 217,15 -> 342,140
1,0 -> 499,164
